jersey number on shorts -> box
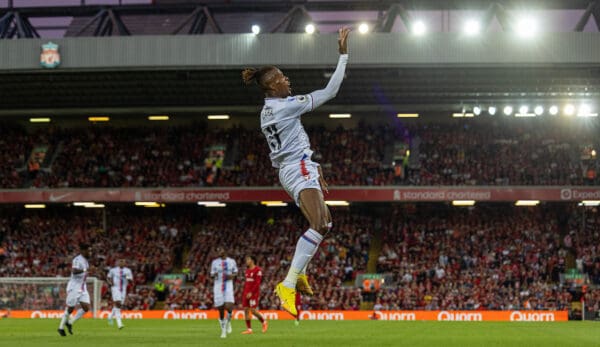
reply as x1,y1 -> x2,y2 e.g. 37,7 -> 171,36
263,125 -> 282,151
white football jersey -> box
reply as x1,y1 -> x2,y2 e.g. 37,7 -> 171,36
107,266 -> 133,292
260,54 -> 348,168
211,257 -> 238,289
67,254 -> 89,292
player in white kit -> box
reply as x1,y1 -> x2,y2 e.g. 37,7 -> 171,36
107,259 -> 133,329
210,247 -> 238,338
241,27 -> 350,317
58,243 -> 93,336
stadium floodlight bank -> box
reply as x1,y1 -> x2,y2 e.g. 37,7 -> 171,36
0,277 -> 102,318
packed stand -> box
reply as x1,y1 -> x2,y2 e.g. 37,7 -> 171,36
180,207 -> 370,311
30,124 -> 233,188
0,125 -> 59,188
1,118 -> 598,189
375,204 -> 599,311
0,204 -> 598,313
0,206 -> 191,310
409,120 -> 600,186
569,205 -> 600,317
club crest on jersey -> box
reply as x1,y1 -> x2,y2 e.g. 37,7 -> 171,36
261,106 -> 274,122
40,42 -> 60,69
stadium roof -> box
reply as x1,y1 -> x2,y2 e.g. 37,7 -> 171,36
2,1 -> 600,116
3,0 -> 600,38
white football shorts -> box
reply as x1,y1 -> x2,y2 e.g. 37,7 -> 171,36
111,287 -> 126,303
213,283 -> 235,307
66,289 -> 90,307
279,154 -> 322,206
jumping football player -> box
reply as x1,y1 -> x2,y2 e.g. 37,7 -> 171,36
242,27 -> 350,316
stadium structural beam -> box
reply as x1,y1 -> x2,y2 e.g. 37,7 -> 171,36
203,6 -> 223,34
171,6 -> 221,35
0,11 -> 39,39
493,3 -> 511,32
75,8 -> 106,36
480,3 -> 498,32
93,10 -> 108,36
75,8 -> 130,37
5,1 -> 600,18
270,5 -> 307,33
108,9 -> 130,36
0,12 -> 12,37
376,4 -> 401,32
286,6 -> 313,33
18,12 -> 40,38
171,6 -> 202,34
592,2 -> 600,31
395,4 -> 413,32
574,1 -> 598,31
75,9 -> 105,36
189,9 -> 207,34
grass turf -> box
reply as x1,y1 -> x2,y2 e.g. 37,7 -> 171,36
0,319 -> 598,347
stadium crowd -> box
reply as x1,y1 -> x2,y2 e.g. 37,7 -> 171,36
1,119 -> 598,189
0,205 -> 597,315
0,206 -> 368,311
0,207 -> 191,310
375,205 -> 599,312
178,208 -> 370,311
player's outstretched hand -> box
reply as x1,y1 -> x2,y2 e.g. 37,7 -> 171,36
338,27 -> 350,54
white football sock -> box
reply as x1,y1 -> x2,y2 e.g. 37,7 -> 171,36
116,308 -> 123,327
300,223 -> 331,275
283,228 -> 323,288
69,309 -> 85,324
59,309 -> 69,329
109,307 -> 115,320
226,311 -> 232,323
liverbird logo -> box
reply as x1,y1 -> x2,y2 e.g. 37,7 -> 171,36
40,42 -> 60,69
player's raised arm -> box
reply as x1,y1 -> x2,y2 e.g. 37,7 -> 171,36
309,27 -> 350,110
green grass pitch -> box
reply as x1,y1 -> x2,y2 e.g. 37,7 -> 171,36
1,319 -> 598,347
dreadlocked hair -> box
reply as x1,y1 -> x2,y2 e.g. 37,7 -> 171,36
241,66 -> 277,88
242,68 -> 258,85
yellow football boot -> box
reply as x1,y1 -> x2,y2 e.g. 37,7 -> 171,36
296,274 -> 314,296
274,282 -> 297,317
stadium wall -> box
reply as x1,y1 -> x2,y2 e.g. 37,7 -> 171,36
3,33 -> 600,71
3,310 -> 569,322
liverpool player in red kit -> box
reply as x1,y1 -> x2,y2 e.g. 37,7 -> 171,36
241,255 -> 268,334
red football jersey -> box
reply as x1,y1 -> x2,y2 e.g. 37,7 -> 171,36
243,266 -> 263,295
